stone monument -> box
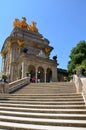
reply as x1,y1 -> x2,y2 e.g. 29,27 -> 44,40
1,17 -> 58,82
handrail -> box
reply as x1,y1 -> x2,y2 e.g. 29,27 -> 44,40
0,77 -> 30,94
80,77 -> 86,104
73,75 -> 82,93
9,77 -> 30,93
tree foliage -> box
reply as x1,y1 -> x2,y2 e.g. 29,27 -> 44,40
67,40 -> 86,76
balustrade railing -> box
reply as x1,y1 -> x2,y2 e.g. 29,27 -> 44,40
73,74 -> 86,104
0,77 -> 30,94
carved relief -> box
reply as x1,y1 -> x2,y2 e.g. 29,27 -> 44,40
37,50 -> 46,58
26,46 -> 39,55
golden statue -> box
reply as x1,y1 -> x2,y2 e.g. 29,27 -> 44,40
21,17 -> 28,28
28,22 -> 38,32
17,40 -> 24,47
13,18 -> 21,28
17,40 -> 24,53
45,47 -> 50,53
13,17 -> 38,32
13,17 -> 28,28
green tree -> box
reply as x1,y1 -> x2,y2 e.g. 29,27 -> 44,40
67,40 -> 86,76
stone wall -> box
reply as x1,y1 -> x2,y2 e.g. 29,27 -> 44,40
73,74 -> 86,104
80,77 -> 86,104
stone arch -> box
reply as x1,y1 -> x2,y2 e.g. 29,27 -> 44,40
46,68 -> 52,82
37,66 -> 44,82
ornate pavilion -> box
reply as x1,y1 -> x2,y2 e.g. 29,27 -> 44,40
1,17 -> 58,82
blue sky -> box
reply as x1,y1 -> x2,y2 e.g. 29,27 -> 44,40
0,0 -> 86,70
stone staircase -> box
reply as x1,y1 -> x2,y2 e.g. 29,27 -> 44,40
0,82 -> 86,130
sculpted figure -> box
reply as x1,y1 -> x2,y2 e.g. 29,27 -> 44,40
13,17 -> 38,32
28,22 -> 38,32
21,17 -> 28,28
13,18 -> 21,27
22,17 -> 26,22
13,17 -> 28,28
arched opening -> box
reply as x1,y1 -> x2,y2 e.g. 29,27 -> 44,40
28,65 -> 35,82
46,68 -> 52,82
37,66 -> 44,82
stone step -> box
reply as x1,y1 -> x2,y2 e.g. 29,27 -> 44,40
0,121 -> 86,130
21,86 -> 75,89
12,93 -> 82,96
0,115 -> 86,127
0,102 -> 85,109
2,94 -> 82,99
23,89 -> 75,91
15,86 -> 74,88
13,90 -> 76,93
24,87 -> 75,89
25,84 -> 75,86
0,129 -> 7,130
3,97 -> 83,101
17,89 -> 76,92
0,99 -> 85,104
0,101 -> 84,105
14,82 -> 76,94
0,82 -> 85,129
0,97 -> 84,101
4,93 -> 82,97
5,96 -> 82,100
0,107 -> 86,114
15,84 -> 75,88
15,90 -> 76,94
0,110 -> 86,120
1,97 -> 83,101
1,93 -> 84,99
29,82 -> 75,86
5,95 -> 83,98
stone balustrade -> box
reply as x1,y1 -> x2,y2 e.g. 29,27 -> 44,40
9,77 -> 30,93
73,74 -> 86,104
0,77 -> 30,94
73,75 -> 82,93
80,77 -> 86,104
0,82 -> 9,94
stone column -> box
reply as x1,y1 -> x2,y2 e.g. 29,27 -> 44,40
52,66 -> 58,82
35,68 -> 38,83
2,58 -> 5,72
22,61 -> 25,78
44,69 -> 47,83
10,64 -> 14,82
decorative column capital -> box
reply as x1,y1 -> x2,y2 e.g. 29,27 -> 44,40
7,41 -> 12,48
17,40 -> 24,53
1,51 -> 6,58
17,40 -> 24,47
